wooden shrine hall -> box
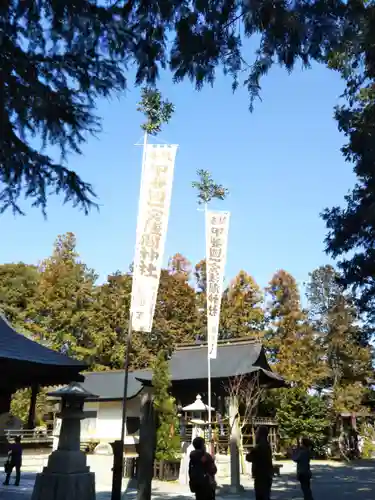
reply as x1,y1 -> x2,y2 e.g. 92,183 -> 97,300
136,339 -> 285,404
137,339 -> 286,451
83,339 -> 286,452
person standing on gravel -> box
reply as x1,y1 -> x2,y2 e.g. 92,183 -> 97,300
189,436 -> 217,500
293,437 -> 314,500
246,426 -> 273,500
3,435 -> 22,486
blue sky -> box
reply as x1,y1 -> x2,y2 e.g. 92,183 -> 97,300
1,61 -> 354,295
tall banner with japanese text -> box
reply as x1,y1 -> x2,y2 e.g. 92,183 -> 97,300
206,210 -> 230,359
131,144 -> 178,332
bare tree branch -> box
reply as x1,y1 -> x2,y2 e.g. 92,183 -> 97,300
226,372 -> 265,432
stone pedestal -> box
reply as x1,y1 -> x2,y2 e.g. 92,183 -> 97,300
178,417 -> 209,487
32,471 -> 95,500
228,396 -> 244,494
31,383 -> 97,500
178,441 -> 190,486
136,392 -> 156,500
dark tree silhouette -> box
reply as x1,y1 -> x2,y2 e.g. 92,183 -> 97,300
2,0 -> 368,215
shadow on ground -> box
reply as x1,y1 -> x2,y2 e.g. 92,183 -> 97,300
0,472 -> 36,499
1,462 -> 374,500
148,462 -> 375,500
265,462 -> 375,500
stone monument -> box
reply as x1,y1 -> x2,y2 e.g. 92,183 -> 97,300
32,383 -> 97,500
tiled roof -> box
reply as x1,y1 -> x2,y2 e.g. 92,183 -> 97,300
81,370 -> 148,401
82,341 -> 285,400
0,315 -> 86,389
0,315 -> 85,367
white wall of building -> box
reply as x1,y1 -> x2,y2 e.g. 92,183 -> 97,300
83,394 -> 144,443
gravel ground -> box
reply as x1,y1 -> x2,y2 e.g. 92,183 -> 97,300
0,456 -> 374,500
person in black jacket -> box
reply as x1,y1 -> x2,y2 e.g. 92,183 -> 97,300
3,436 -> 22,486
246,427 -> 273,500
189,437 -> 217,500
293,438 -> 314,500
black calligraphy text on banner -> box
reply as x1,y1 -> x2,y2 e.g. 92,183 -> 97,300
206,210 -> 230,359
131,145 -> 178,332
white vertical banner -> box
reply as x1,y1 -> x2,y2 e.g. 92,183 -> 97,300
206,210 -> 230,359
131,144 -> 178,332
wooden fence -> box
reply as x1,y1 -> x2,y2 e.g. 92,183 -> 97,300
124,458 -> 180,481
183,418 -> 278,454
4,428 -> 53,445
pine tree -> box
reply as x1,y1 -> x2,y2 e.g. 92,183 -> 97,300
276,388 -> 330,455
91,269 -> 166,371
0,263 -> 39,327
306,265 -> 373,413
91,271 -> 134,370
153,269 -> 199,350
92,261 -> 199,371
221,270 -> 264,339
152,351 -> 180,460
27,232 -> 97,361
266,270 -> 325,389
3,0 -> 373,235
322,5 -> 375,324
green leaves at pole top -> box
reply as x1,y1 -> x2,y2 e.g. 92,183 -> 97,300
192,169 -> 229,205
137,87 -> 175,136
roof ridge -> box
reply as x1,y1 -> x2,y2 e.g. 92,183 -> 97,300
83,340 -> 262,374
83,367 -> 150,375
176,337 -> 260,350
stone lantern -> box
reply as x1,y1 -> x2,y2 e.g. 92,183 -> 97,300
182,394 -> 214,442
32,382 -> 97,500
178,394 -> 214,486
